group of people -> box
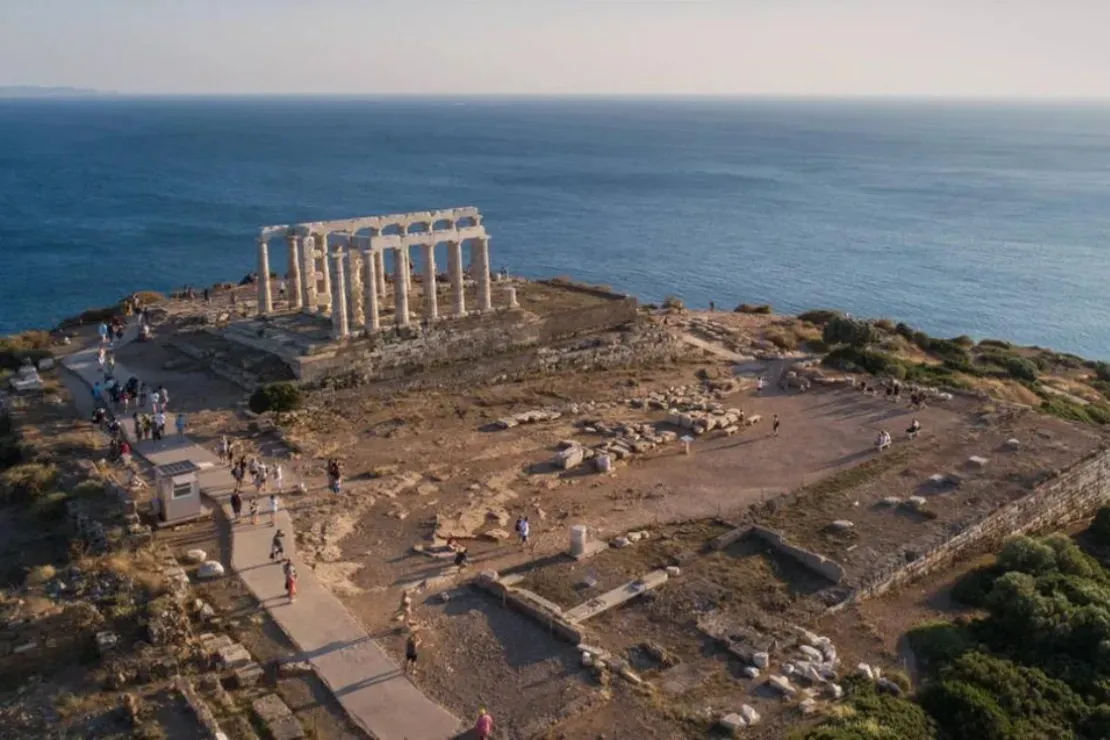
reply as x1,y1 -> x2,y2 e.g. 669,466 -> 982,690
875,418 -> 922,452
229,454 -> 283,496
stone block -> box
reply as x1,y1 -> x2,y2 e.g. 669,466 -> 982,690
968,455 -> 989,468
752,651 -> 770,669
742,665 -> 760,679
217,643 -> 253,671
251,694 -> 305,740
665,566 -> 681,577
768,674 -> 796,696
234,662 -> 265,688
183,549 -> 207,564
198,561 -> 225,579
741,704 -> 761,725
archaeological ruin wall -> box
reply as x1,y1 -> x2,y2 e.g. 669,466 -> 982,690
851,445 -> 1110,603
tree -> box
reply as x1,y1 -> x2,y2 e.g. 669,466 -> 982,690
249,382 -> 302,420
822,316 -> 877,349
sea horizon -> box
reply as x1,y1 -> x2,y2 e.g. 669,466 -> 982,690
1,97 -> 1108,357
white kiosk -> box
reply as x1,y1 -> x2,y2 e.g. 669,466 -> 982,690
154,460 -> 201,524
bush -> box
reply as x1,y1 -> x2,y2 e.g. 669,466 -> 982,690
1003,356 -> 1038,382
979,338 -> 1013,350
1095,362 -> 1110,383
907,621 -> 975,673
661,295 -> 684,310
823,346 -> 906,377
873,318 -> 896,332
951,335 -> 975,348
801,675 -> 937,740
1092,507 -> 1110,546
249,382 -> 302,417
131,291 -> 165,306
735,303 -> 772,314
763,327 -> 797,351
997,535 -> 1059,576
0,462 -> 58,504
920,679 -> 1013,740
25,564 -> 56,586
0,331 -> 53,371
73,479 -> 106,498
950,566 -> 1001,607
797,309 -> 842,326
30,491 -> 70,522
823,316 -> 877,349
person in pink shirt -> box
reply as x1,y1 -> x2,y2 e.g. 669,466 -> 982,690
474,707 -> 493,739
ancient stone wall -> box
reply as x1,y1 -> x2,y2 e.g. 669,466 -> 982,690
751,526 -> 846,584
853,446 -> 1110,602
540,297 -> 638,343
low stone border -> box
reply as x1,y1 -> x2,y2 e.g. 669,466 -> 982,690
709,524 -> 846,584
176,677 -> 229,740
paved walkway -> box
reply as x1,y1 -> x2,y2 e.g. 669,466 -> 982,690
63,338 -> 462,740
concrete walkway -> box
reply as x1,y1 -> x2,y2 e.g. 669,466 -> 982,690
63,338 -> 462,740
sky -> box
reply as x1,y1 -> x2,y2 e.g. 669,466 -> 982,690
1,0 -> 1109,97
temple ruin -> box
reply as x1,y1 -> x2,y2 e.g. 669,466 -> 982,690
169,207 -> 640,386
255,206 -> 497,337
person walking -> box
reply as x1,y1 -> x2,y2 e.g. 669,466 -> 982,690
232,462 -> 244,494
274,464 -> 284,493
159,386 -> 170,407
132,411 -> 142,440
284,559 -> 297,603
756,376 -> 765,395
270,529 -> 286,560
268,493 -> 279,527
175,412 -> 186,436
249,498 -> 259,526
404,630 -> 421,675
516,516 -> 530,549
474,708 -> 493,740
772,414 -> 781,437
230,490 -> 243,523
154,409 -> 166,440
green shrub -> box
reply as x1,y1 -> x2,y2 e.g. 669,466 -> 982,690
0,462 -> 58,504
823,316 -> 877,349
823,346 -> 906,377
1095,362 -> 1110,383
907,621 -> 975,673
1039,396 -> 1110,426
131,291 -> 165,306
661,295 -> 684,310
735,303 -> 772,314
249,382 -> 302,417
873,318 -> 896,332
979,338 -> 1013,350
801,675 -> 937,740
950,566 -> 1000,607
951,335 -> 974,348
997,535 -> 1059,576
1003,356 -> 1038,382
920,679 -> 1013,740
763,327 -> 797,351
798,309 -> 841,326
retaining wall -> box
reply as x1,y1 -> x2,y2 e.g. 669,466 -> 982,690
540,297 -> 638,343
855,446 -> 1110,601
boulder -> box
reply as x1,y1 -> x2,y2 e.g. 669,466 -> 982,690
197,561 -> 225,579
665,566 -> 681,577
799,698 -> 819,715
742,665 -> 760,679
968,455 -> 989,468
611,536 -> 632,549
483,528 -> 511,542
877,677 -> 903,696
595,454 -> 613,473
856,663 -> 874,680
183,549 -> 207,564
827,683 -> 844,700
752,651 -> 770,669
740,704 -> 761,726
556,446 -> 585,470
768,674 -> 796,696
799,645 -> 824,661
719,713 -> 746,733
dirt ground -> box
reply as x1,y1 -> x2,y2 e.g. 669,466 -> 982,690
64,294 -> 1108,738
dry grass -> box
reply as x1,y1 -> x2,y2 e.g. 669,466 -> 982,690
53,691 -> 106,720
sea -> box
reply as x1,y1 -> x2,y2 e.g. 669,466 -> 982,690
1,97 -> 1108,358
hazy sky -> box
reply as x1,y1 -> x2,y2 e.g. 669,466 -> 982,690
2,0 -> 1109,97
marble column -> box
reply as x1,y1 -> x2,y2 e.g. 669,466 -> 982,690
319,232 -> 333,314
257,238 -> 273,315
373,249 -> 387,305
363,249 -> 380,332
448,240 -> 466,317
301,236 -> 317,313
421,242 -> 438,321
402,245 -> 413,296
393,246 -> 410,328
286,235 -> 303,310
331,249 -> 349,339
476,237 -> 492,312
347,246 -> 364,328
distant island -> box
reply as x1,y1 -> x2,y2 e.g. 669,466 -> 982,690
0,85 -> 115,99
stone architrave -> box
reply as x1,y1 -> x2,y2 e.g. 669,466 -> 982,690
319,232 -> 332,314
301,235 -> 317,313
256,239 -> 273,315
330,250 -> 349,339
476,237 -> 492,312
393,247 -> 410,328
421,241 -> 438,321
448,240 -> 466,317
347,246 -> 364,328
286,235 -> 303,310
362,248 -> 380,332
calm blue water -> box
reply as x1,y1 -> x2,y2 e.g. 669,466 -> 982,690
1,98 -> 1109,357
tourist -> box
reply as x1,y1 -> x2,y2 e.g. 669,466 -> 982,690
141,414 -> 152,440
175,412 -> 186,436
274,464 -> 284,493
249,498 -> 259,526
92,407 -> 107,427
474,708 -> 493,740
270,529 -> 286,560
756,376 -> 765,395
158,385 -> 170,406
218,435 -> 229,462
278,278 -> 287,299
454,545 -> 470,571
399,589 -> 413,621
92,381 -> 102,404
284,559 -> 297,603
230,490 -> 243,523
118,439 -> 131,463
120,388 -> 130,412
906,418 -> 921,439
132,411 -> 142,439
96,346 -> 106,371
516,516 -> 530,548
98,321 -> 109,345
404,630 -> 421,675
203,287 -> 210,303
709,300 -> 715,312
248,457 -> 259,478
772,414 -> 781,436
268,493 -> 279,526
154,409 -> 167,440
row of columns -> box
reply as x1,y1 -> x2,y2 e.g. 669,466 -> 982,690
256,233 -> 494,340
